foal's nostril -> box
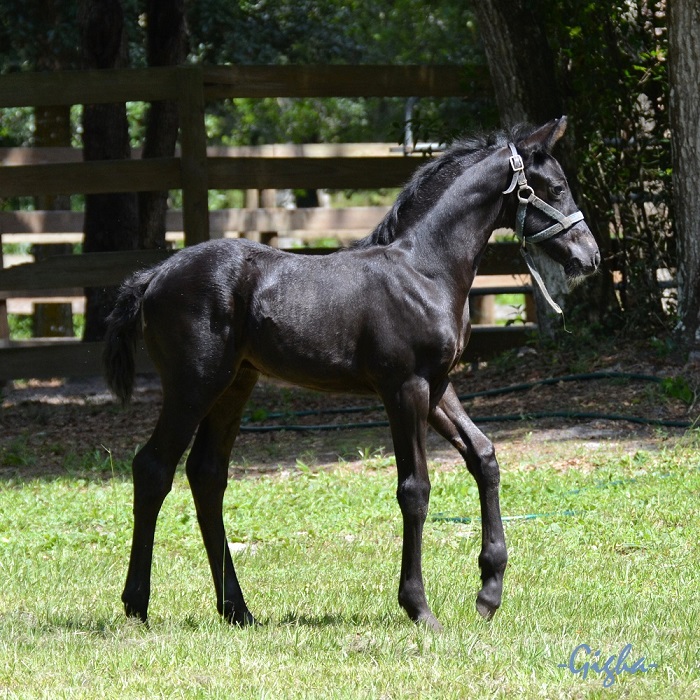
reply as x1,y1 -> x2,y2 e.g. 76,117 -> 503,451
593,250 -> 601,270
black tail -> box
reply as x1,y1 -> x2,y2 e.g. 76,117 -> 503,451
103,268 -> 157,406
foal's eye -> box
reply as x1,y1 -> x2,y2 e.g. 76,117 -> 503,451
550,184 -> 565,198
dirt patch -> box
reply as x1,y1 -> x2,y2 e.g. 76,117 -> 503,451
1,339 -> 697,480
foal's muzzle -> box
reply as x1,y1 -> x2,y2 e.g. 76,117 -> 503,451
560,224 -> 601,282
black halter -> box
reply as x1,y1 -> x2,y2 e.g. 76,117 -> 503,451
503,143 -> 584,243
503,144 -> 585,316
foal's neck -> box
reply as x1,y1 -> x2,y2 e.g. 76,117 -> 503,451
406,148 -> 509,289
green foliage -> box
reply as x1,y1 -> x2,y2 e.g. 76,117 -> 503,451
6,314 -> 32,340
661,376 -> 694,406
0,106 -> 33,146
7,312 -> 84,340
187,0 -> 485,147
0,1 -> 78,72
544,0 -> 672,333
187,0 -> 479,66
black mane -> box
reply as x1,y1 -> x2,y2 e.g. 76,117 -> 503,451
354,123 -> 538,248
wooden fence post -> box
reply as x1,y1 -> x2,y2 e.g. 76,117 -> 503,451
178,65 -> 209,246
259,189 -> 277,246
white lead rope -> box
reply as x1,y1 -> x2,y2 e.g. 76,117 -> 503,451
521,247 -> 563,316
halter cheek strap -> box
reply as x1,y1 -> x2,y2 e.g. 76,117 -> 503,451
503,143 -> 584,242
503,142 -> 585,317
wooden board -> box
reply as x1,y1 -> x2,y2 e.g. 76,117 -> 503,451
0,250 -> 173,293
202,65 -> 488,99
207,156 -> 422,190
208,206 -> 390,234
0,156 -> 422,197
0,65 -> 488,109
0,207 -> 389,238
0,158 -> 182,197
0,67 -> 182,108
178,67 -> 210,246
1,143 -> 404,166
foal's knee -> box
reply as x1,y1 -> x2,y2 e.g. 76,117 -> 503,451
397,475 -> 431,519
468,440 -> 500,488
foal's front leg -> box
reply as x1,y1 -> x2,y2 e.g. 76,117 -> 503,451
428,382 -> 507,620
383,378 -> 442,631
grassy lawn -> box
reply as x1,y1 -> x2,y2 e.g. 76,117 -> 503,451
1,434 -> 699,698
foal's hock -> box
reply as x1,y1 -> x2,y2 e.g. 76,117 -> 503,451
104,117 -> 600,630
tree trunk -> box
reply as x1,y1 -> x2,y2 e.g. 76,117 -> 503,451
471,1 -> 562,126
669,0 -> 700,358
472,0 -> 587,338
79,0 -> 138,341
138,0 -> 188,250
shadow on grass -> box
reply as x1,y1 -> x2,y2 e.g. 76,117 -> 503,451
278,611 -> 392,628
3,608 -> 397,636
0,451 -> 134,484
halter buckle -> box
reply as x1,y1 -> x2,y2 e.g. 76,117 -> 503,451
504,144 -> 526,194
509,153 -> 524,173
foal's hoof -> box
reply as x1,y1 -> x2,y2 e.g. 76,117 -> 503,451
236,611 -> 260,627
416,611 -> 443,633
123,601 -> 148,624
475,594 -> 498,621
228,609 -> 259,627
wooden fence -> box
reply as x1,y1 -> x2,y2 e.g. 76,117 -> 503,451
0,65 -> 534,382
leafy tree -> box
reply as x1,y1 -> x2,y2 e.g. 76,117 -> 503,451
0,2 -> 79,72
543,1 -> 671,332
189,0 -> 487,148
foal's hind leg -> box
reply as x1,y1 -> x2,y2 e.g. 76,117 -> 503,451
428,382 -> 507,620
122,397 -> 206,622
185,367 -> 259,626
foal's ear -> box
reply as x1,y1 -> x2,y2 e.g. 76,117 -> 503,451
519,116 -> 568,154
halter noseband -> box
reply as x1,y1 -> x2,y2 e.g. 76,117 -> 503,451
503,143 -> 585,316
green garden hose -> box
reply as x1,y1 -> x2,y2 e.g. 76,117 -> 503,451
239,371 -> 693,432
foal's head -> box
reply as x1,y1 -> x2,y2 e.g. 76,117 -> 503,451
507,117 -> 600,285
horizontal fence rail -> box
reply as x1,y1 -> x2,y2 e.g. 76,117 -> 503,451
200,64 -> 490,99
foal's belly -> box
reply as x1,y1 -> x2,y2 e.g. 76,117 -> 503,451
244,359 -> 377,395
242,313 -> 378,394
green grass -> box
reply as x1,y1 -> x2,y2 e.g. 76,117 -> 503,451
1,438 -> 700,698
